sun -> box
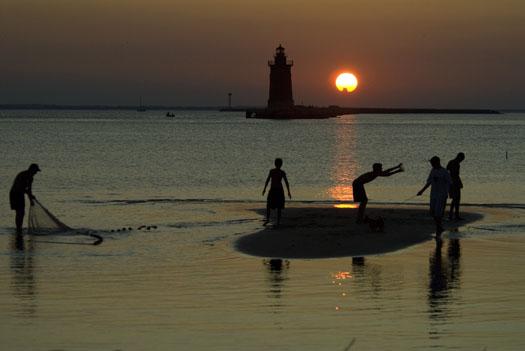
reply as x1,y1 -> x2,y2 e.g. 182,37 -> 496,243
335,72 -> 358,93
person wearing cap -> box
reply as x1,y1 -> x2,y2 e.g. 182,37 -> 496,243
9,163 -> 40,234
447,152 -> 465,220
417,156 -> 452,236
352,162 -> 404,224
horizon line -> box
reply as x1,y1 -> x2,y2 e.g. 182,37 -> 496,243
0,104 -> 521,112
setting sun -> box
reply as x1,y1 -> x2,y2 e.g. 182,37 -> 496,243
335,72 -> 358,93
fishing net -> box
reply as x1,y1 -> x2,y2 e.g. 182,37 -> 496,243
28,199 -> 103,245
28,199 -> 72,235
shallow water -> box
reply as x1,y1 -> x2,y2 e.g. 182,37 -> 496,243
0,111 -> 524,349
0,110 -> 523,205
1,205 -> 524,350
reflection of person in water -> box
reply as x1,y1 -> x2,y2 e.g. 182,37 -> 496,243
10,234 -> 37,316
351,257 -> 366,279
428,239 -> 447,306
447,239 -> 461,288
262,158 -> 291,226
350,256 -> 384,297
263,259 -> 289,300
428,238 -> 462,321
10,164 -> 40,234
352,257 -> 365,266
352,163 -> 403,223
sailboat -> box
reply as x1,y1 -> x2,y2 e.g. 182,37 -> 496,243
137,96 -> 146,112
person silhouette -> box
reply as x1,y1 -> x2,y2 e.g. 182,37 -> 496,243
9,164 -> 40,234
417,156 -> 451,236
262,158 -> 291,226
446,152 -> 465,220
352,163 -> 403,223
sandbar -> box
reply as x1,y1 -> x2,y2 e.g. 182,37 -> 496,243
235,204 -> 483,259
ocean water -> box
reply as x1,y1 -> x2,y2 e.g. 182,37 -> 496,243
0,110 -> 524,350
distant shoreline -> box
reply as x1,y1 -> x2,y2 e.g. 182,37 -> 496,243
0,104 -> 519,114
0,104 -> 225,111
245,106 -> 501,118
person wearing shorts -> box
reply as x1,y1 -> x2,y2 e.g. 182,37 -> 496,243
352,163 -> 404,223
262,158 -> 291,227
10,163 -> 40,234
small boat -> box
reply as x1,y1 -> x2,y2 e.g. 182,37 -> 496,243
166,112 -> 175,117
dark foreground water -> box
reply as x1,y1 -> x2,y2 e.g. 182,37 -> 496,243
0,110 -> 524,350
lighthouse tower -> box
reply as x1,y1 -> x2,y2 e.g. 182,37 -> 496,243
267,45 -> 294,110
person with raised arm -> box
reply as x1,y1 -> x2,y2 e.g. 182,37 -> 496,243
352,163 -> 404,224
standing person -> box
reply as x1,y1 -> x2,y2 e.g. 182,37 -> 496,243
417,156 -> 451,236
10,164 -> 40,234
352,163 -> 404,223
447,152 -> 465,220
262,158 -> 291,226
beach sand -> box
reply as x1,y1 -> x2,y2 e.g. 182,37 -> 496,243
235,204 -> 484,258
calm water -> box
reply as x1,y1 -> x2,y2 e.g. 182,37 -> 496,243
0,110 -> 524,350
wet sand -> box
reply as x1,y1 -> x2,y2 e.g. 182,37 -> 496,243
235,204 -> 483,258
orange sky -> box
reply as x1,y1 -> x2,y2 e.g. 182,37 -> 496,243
1,0 -> 524,108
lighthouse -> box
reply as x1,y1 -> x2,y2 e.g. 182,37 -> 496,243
245,45 -> 341,118
267,45 -> 294,110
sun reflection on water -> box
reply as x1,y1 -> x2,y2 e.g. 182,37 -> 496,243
332,271 -> 352,311
333,271 -> 353,280
328,117 -> 358,206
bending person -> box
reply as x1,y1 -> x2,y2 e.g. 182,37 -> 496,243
417,156 -> 451,236
352,163 -> 403,223
10,164 -> 40,234
262,158 -> 291,226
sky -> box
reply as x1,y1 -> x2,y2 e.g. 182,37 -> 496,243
1,0 -> 524,108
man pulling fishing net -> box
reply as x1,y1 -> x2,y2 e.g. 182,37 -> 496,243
9,163 -> 40,234
9,163 -> 102,245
